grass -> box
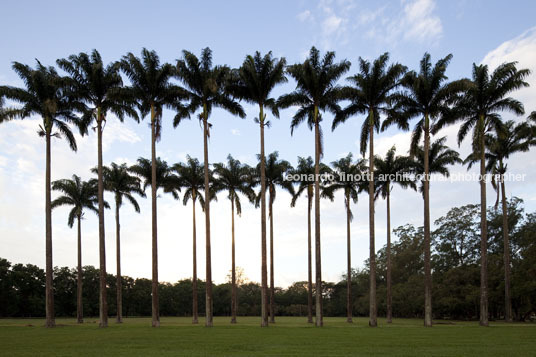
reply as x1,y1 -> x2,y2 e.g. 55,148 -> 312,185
0,316 -> 534,356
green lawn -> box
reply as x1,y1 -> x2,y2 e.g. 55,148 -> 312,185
0,316 -> 534,356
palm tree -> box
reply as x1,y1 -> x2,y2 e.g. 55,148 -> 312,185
446,62 -> 529,326
173,156 -> 210,324
465,120 -> 535,322
279,47 -> 350,327
120,49 -> 186,327
254,152 -> 294,323
213,155 -> 255,324
175,48 -> 245,327
228,51 -> 287,327
332,53 -> 406,327
51,175 -> 103,324
289,156 -> 330,323
411,136 -> 462,192
385,53 -> 464,326
321,153 -> 367,323
0,61 -> 81,328
96,163 -> 144,323
58,50 -> 138,327
129,157 -> 180,198
373,147 -> 415,323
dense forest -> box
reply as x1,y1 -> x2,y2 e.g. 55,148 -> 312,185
2,198 -> 534,321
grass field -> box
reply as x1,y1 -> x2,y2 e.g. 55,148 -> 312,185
1,316 -> 534,356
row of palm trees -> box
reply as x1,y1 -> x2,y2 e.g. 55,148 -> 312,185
0,47 -> 534,329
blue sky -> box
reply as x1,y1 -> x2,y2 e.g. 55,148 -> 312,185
1,0 -> 536,286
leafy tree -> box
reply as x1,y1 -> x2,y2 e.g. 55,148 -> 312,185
290,156 -> 331,323
98,163 -> 144,323
322,153 -> 367,323
58,50 -> 139,327
213,155 -> 255,323
121,48 -> 186,327
279,47 -> 350,327
374,147 -> 415,323
0,61 -> 81,327
433,204 -> 481,271
448,62 -> 530,326
332,53 -> 406,327
229,51 -> 287,327
51,175 -> 104,323
175,48 -> 245,326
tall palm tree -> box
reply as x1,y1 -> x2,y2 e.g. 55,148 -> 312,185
120,49 -> 186,327
289,156 -> 330,323
465,120 -> 536,322
322,153 -> 367,323
373,146 -> 415,323
0,61 -> 81,328
213,155 -> 255,324
279,47 -> 350,327
228,51 -> 287,327
385,53 -> 464,326
51,175 -> 104,324
58,50 -> 138,327
97,163 -> 144,323
175,48 -> 245,327
174,155 -> 210,324
332,53 -> 406,327
445,62 -> 530,326
254,152 -> 294,323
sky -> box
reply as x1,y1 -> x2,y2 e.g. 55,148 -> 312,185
1,0 -> 536,287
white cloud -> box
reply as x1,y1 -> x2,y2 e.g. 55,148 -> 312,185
297,9 -> 313,22
362,0 -> 443,45
230,128 -> 241,136
401,0 -> 443,43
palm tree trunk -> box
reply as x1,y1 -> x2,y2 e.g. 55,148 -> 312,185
97,111 -> 108,328
231,198 -> 237,324
269,189 -> 275,323
307,187 -> 313,324
313,107 -> 323,327
45,128 -> 55,328
501,174 -> 512,322
423,119 -> 432,328
368,110 -> 377,327
479,116 -> 489,327
115,198 -> 122,323
345,192 -> 352,323
192,194 -> 198,324
259,105 -> 268,327
77,214 -> 83,324
386,185 -> 392,324
203,107 -> 213,327
150,104 -> 160,328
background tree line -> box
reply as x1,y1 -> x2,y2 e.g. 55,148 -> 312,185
2,197 -> 534,321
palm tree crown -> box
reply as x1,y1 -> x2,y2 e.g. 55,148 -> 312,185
411,136 -> 462,191
174,47 -> 245,127
129,157 -> 180,198
0,61 -> 81,148
58,50 -> 139,132
121,49 -> 186,139
333,53 -> 406,154
51,175 -> 104,225
213,155 -> 255,215
98,163 -> 145,209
